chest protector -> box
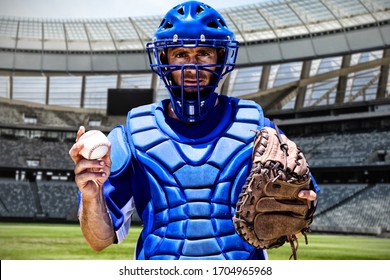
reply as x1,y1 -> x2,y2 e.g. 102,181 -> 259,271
126,96 -> 265,260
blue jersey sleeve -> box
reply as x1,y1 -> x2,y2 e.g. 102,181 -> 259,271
104,125 -> 135,243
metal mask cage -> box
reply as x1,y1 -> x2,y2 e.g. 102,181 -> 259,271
146,38 -> 239,122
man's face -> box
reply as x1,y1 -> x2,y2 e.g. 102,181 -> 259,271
166,46 -> 219,94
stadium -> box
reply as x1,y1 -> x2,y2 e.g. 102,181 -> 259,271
0,0 -> 389,259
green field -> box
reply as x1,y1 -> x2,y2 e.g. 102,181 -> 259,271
0,222 -> 389,260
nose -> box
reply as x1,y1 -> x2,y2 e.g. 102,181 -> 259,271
187,54 -> 198,64
183,57 -> 198,73
183,66 -> 197,77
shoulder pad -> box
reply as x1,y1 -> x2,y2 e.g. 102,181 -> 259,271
107,125 -> 132,177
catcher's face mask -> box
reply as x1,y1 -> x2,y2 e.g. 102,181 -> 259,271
146,1 -> 239,122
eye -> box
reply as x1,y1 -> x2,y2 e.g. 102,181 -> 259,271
198,50 -> 209,56
175,51 -> 187,58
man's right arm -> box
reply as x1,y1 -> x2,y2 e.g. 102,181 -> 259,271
78,184 -> 116,251
69,126 -> 116,251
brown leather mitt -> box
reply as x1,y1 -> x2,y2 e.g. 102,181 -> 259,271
233,126 -> 315,260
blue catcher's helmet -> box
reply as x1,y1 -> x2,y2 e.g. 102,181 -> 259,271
146,1 -> 239,122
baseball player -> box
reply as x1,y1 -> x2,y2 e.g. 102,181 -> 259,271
69,1 -> 319,260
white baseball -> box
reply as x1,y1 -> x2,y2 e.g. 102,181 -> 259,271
78,130 -> 110,160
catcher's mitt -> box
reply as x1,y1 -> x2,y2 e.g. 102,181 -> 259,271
233,126 -> 316,260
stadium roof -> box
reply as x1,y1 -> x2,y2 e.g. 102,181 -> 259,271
0,0 -> 389,73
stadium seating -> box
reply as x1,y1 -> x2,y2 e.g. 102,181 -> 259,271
293,131 -> 390,167
0,178 -> 79,221
0,135 -> 74,170
314,183 -> 368,215
0,178 -> 37,218
36,180 -> 79,219
312,183 -> 390,235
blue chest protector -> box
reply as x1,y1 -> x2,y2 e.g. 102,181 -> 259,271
104,95 -> 268,260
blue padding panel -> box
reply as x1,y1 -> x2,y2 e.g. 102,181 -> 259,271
219,146 -> 252,182
235,107 -> 261,123
225,122 -> 257,143
153,226 -> 166,237
143,234 -> 162,256
187,202 -> 211,218
174,142 -> 215,165
180,254 -> 225,260
141,202 -> 154,241
211,182 -> 231,204
208,137 -> 245,169
184,188 -> 211,201
154,209 -> 169,229
168,206 -> 188,223
225,251 -> 251,260
102,182 -> 124,231
164,186 -> 186,207
186,219 -> 214,239
146,172 -> 168,211
136,152 -> 178,186
213,218 -> 235,235
147,140 -> 185,171
166,221 -> 186,239
211,203 -> 230,219
107,125 -> 131,177
219,234 -> 247,251
182,238 -> 221,256
157,238 -> 183,254
230,165 -> 250,205
132,128 -> 168,152
128,103 -> 156,118
150,255 -> 177,260
174,164 -> 219,188
128,115 -> 156,134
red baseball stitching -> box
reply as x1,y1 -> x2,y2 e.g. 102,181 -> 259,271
88,143 -> 109,159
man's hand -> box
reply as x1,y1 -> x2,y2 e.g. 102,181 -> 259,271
69,126 -> 112,199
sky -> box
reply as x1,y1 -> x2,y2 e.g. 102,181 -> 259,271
0,0 -> 265,19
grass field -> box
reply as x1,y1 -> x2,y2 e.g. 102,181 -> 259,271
1,222 -> 389,260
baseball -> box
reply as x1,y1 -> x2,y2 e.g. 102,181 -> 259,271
78,130 -> 110,160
